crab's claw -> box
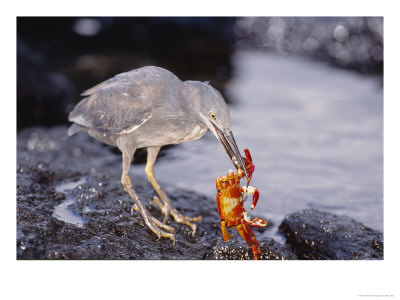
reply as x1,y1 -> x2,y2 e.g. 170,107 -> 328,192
251,189 -> 260,210
243,148 -> 255,187
243,186 -> 260,210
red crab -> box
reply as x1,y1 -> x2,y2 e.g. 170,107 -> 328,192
216,148 -> 268,260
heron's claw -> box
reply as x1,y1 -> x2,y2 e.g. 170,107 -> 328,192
152,195 -> 202,236
131,203 -> 176,244
152,196 -> 170,223
131,204 -> 140,215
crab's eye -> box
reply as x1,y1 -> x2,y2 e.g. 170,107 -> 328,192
209,112 -> 216,120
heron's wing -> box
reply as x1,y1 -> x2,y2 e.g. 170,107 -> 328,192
80,66 -> 180,97
69,80 -> 152,136
80,72 -> 130,97
69,67 -> 183,136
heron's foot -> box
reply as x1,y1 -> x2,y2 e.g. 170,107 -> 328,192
131,203 -> 176,244
152,196 -> 202,236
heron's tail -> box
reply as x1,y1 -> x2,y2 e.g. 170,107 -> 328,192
67,123 -> 86,136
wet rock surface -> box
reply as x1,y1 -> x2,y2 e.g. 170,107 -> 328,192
17,127 -> 383,260
279,209 -> 383,260
17,126 -> 291,259
204,236 -> 297,260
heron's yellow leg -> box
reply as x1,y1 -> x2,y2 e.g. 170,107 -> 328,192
121,153 -> 175,243
145,147 -> 202,235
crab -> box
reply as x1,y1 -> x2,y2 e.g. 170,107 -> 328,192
216,148 -> 267,260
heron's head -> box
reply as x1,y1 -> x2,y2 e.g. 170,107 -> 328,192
185,81 -> 248,180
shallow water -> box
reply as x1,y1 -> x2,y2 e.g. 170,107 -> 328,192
52,177 -> 88,227
54,177 -> 87,193
132,50 -> 383,243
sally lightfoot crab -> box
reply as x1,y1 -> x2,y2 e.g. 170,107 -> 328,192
216,148 -> 268,260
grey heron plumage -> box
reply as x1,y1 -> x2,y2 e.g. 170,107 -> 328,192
68,66 -> 245,242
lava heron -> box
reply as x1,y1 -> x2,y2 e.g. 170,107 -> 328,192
68,66 -> 247,243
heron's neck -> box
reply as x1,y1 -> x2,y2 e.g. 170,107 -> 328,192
179,80 -> 208,126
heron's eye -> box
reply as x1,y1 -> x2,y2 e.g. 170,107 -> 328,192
209,112 -> 216,120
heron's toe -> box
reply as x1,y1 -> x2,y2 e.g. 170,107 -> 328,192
152,196 -> 170,223
170,208 -> 203,236
151,215 -> 175,233
146,218 -> 176,244
131,204 -> 141,215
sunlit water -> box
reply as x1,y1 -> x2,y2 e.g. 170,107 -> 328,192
132,50 -> 383,243
52,177 -> 88,227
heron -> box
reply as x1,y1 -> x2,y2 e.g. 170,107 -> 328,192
68,66 -> 247,243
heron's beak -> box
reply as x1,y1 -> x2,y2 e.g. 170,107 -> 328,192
211,122 -> 248,181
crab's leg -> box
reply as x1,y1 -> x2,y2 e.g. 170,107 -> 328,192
243,212 -> 268,227
243,148 -> 253,163
216,178 -> 223,216
243,148 -> 255,187
246,217 -> 268,227
220,220 -> 232,241
235,219 -> 261,260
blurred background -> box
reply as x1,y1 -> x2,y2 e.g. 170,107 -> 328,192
17,17 -> 383,243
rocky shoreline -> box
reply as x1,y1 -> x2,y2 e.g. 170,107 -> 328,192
17,126 -> 383,260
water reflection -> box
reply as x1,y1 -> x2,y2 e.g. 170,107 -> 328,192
133,50 -> 383,243
234,17 -> 383,74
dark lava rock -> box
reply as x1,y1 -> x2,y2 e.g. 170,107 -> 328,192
279,209 -> 383,260
204,236 -> 296,260
17,126 -> 290,259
